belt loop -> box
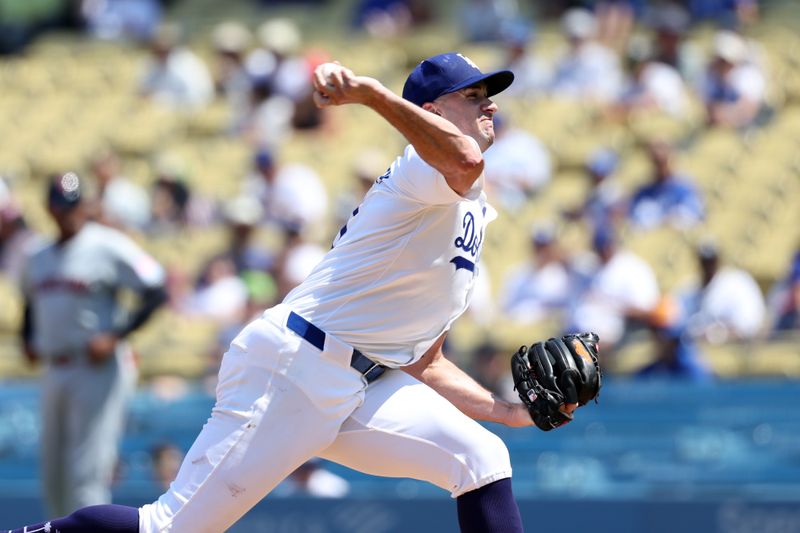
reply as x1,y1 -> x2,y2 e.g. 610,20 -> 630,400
287,311 -> 326,351
350,349 -> 386,384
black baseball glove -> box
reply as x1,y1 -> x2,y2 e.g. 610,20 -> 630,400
511,332 -> 602,431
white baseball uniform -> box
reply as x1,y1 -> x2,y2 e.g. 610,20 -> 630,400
139,141 -> 512,532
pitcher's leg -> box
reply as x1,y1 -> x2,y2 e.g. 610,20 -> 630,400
321,370 -> 521,532
7,504 -> 139,533
320,370 -> 513,497
140,352 -> 353,533
456,478 -> 523,533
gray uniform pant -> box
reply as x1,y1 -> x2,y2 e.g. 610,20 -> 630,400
40,348 -> 137,516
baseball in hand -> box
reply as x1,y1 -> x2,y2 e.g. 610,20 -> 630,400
318,62 -> 339,89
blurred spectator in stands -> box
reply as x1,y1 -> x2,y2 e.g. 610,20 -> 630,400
496,22 -> 550,99
81,0 -> 163,41
0,179 -> 42,283
563,147 -> 624,231
643,1 -> 704,85
767,250 -> 800,333
483,114 -> 551,212
256,18 -> 309,104
146,176 -> 191,236
353,0 -> 432,37
699,30 -> 766,130
549,7 -> 623,103
499,223 -> 569,325
218,195 -> 273,275
614,34 -> 689,119
594,1 -> 636,53
150,443 -> 184,492
567,226 -> 660,352
178,193 -> 272,326
277,459 -> 350,498
678,241 -> 766,344
272,221 -> 326,302
471,341 -> 516,401
148,181 -> 185,235
138,23 -> 214,110
90,149 -> 150,232
635,296 -> 714,381
242,149 -> 329,232
628,140 -> 704,230
240,67 -> 295,149
211,21 -> 253,122
183,254 -> 248,324
461,0 -> 520,42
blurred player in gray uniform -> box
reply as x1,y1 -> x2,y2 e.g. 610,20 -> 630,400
19,172 -> 168,516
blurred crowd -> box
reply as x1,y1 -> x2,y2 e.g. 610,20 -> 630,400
0,0 -> 798,394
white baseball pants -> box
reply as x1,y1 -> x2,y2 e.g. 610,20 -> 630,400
139,304 -> 512,533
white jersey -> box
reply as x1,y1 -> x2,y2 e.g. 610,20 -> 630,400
284,142 -> 496,366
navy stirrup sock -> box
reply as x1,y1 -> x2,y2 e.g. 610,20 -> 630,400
7,504 -> 139,533
456,478 -> 524,533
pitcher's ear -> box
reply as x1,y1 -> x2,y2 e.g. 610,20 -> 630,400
422,102 -> 442,116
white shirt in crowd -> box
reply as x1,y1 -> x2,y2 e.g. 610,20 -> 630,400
622,61 -> 688,117
500,261 -> 570,324
550,42 -> 623,103
244,163 -> 329,229
247,94 -> 295,149
699,63 -> 766,106
272,56 -> 313,102
139,47 -> 214,110
101,176 -> 151,231
483,127 -> 551,211
568,250 -> 660,345
502,53 -> 551,99
680,267 -> 766,343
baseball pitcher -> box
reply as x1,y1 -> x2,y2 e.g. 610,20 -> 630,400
8,53 -> 601,533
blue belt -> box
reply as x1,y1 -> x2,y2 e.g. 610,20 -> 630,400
286,311 -> 386,384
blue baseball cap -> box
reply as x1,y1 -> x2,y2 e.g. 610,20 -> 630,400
402,52 -> 514,107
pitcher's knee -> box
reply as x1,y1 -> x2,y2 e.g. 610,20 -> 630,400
451,431 -> 512,497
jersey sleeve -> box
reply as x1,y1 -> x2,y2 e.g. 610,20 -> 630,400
382,143 -> 473,206
107,231 -> 166,290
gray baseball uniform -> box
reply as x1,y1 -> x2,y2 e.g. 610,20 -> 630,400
21,221 -> 165,516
